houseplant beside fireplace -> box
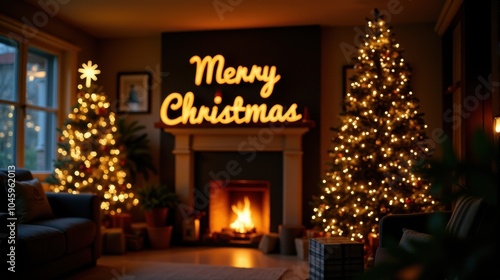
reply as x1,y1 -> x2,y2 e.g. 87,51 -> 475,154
136,184 -> 179,227
136,184 -> 179,249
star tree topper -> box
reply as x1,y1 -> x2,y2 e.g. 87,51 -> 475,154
78,60 -> 101,87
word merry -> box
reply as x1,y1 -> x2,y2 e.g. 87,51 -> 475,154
190,54 -> 281,98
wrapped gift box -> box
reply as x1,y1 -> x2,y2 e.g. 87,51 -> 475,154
309,237 -> 364,280
101,228 -> 126,254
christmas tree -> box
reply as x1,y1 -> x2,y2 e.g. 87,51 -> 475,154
311,12 -> 440,242
46,61 -> 138,214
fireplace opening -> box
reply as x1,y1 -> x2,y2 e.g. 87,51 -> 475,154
207,180 -> 270,246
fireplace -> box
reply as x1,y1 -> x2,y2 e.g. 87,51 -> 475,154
157,123 -> 311,242
208,180 -> 270,243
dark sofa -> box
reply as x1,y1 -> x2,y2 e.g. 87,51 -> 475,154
0,168 -> 101,279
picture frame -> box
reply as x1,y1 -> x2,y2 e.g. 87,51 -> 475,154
342,65 -> 355,111
117,72 -> 151,114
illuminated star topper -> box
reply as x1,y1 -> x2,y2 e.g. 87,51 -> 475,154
78,60 -> 101,87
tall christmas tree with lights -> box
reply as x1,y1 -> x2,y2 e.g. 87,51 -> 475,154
46,61 -> 138,214
311,12 -> 440,242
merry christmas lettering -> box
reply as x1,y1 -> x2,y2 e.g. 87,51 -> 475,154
160,54 -> 302,125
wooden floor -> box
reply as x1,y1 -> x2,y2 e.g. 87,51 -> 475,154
69,246 -> 310,279
100,246 -> 307,268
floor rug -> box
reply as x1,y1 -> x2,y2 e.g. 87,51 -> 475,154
69,260 -> 290,280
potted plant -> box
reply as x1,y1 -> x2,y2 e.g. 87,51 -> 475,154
136,184 -> 180,249
135,184 -> 179,227
116,118 -> 157,184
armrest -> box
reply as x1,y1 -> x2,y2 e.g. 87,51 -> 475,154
46,192 -> 99,222
378,211 -> 451,247
46,192 -> 102,260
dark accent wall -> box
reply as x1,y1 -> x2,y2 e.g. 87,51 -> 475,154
160,25 -> 321,227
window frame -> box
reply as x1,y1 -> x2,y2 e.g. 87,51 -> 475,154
0,14 -> 80,176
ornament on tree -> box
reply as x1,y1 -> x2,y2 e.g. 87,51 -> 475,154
98,108 -> 107,115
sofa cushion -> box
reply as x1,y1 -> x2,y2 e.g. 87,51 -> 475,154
445,195 -> 483,239
15,178 -> 54,223
33,217 -> 97,253
398,228 -> 432,253
0,168 -> 34,212
17,224 -> 66,265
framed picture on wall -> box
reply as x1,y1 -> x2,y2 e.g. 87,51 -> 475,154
342,65 -> 355,110
117,72 -> 151,114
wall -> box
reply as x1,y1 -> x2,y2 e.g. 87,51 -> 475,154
0,1 -> 97,72
96,35 -> 162,188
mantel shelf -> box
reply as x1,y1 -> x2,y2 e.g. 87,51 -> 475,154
154,120 -> 315,133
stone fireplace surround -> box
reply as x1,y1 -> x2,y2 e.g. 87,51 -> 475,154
157,122 -> 312,227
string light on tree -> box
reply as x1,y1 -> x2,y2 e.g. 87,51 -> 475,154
311,11 -> 441,243
46,61 -> 138,214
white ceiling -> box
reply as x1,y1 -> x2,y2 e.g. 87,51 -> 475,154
25,0 -> 446,38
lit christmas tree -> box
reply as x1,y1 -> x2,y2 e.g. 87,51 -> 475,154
46,61 -> 138,214
311,13 -> 440,242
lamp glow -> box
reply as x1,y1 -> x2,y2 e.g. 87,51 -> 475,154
494,116 -> 500,134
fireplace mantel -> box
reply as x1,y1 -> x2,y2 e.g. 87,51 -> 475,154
155,122 -> 313,227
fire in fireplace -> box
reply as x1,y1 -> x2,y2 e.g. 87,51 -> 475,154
230,196 -> 255,234
207,180 -> 270,245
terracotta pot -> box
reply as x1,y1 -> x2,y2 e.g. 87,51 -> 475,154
147,226 -> 173,249
144,207 -> 168,227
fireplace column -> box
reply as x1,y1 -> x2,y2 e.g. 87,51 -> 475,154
283,150 -> 303,226
283,131 -> 304,226
172,133 -> 194,207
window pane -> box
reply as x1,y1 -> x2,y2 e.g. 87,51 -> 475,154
26,50 -> 57,108
0,103 -> 16,166
0,37 -> 18,102
24,108 -> 56,171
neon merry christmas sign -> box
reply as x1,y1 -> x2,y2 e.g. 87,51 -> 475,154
159,54 -> 303,125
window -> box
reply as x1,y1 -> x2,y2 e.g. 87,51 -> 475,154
1,14 -> 79,173
0,38 -> 17,168
0,36 -> 59,171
